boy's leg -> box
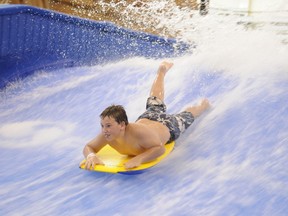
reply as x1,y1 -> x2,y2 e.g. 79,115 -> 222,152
150,61 -> 174,101
185,99 -> 210,118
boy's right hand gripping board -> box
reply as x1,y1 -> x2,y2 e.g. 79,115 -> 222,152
79,141 -> 175,175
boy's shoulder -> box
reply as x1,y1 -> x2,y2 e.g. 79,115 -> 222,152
128,123 -> 158,141
128,122 -> 151,133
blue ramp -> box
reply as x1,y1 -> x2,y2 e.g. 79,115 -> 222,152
0,5 -> 190,88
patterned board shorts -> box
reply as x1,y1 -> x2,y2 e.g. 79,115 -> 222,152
136,96 -> 195,143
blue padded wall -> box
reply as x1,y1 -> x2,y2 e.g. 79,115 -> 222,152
0,5 -> 190,88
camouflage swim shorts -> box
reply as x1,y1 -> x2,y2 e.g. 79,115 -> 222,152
136,96 -> 194,143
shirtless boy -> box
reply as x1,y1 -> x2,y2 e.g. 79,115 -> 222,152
81,61 -> 210,170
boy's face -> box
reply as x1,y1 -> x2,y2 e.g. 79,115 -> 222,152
100,116 -> 125,141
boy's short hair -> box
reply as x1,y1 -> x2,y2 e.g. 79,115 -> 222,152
100,105 -> 128,125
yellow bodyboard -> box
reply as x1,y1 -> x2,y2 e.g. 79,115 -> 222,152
79,141 -> 175,174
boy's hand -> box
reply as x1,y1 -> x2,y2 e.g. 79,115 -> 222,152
124,157 -> 142,169
80,154 -> 104,170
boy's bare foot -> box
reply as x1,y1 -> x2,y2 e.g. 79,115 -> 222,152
200,98 -> 210,111
158,61 -> 174,75
185,98 -> 210,118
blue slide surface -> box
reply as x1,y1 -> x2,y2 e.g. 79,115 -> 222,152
0,4 -> 287,216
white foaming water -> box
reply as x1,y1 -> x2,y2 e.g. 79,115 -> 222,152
0,3 -> 288,216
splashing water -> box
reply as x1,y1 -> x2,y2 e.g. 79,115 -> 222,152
0,2 -> 288,216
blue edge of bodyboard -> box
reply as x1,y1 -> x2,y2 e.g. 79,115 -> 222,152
119,170 -> 145,175
0,5 -> 189,174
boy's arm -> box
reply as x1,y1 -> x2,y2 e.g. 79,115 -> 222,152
124,129 -> 166,169
81,134 -> 107,170
124,144 -> 165,169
